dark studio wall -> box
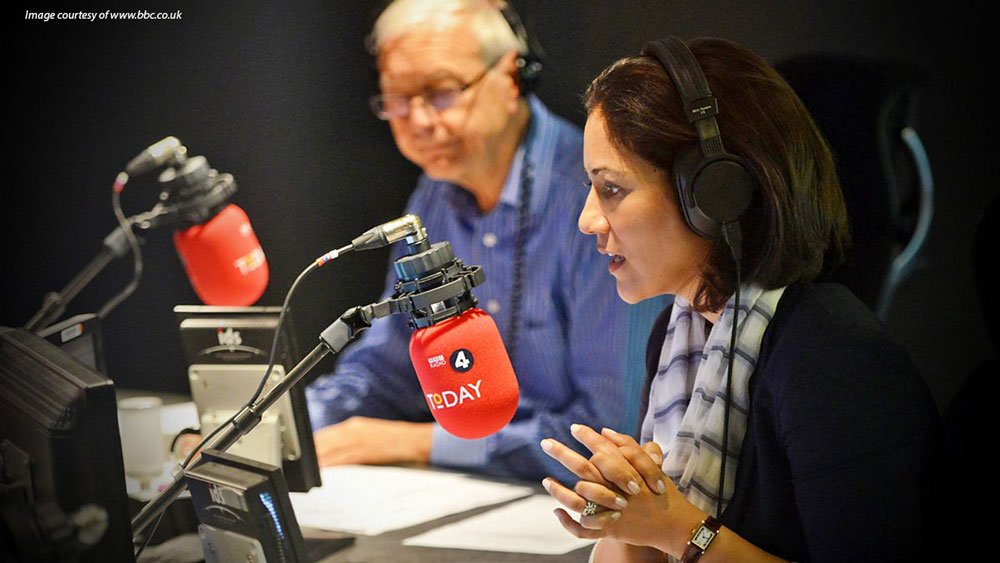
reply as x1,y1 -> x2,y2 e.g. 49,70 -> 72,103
4,1 -> 994,416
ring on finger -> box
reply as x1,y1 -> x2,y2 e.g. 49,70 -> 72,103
581,500 -> 600,516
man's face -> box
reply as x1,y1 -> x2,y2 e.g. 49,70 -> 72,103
376,23 -> 520,188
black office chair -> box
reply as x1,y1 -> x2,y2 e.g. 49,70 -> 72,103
776,54 -> 933,320
943,196 -> 998,443
934,196 -> 998,557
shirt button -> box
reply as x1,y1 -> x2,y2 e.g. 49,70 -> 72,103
486,299 -> 502,314
482,232 -> 498,248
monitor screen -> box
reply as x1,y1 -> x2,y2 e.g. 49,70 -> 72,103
35,313 -> 107,375
173,306 -> 320,493
185,449 -> 309,563
0,326 -> 134,563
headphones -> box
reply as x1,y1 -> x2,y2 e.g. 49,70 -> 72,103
644,36 -> 757,520
496,1 -> 543,95
643,37 -> 755,241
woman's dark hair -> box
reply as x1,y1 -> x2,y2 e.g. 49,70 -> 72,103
585,38 -> 850,312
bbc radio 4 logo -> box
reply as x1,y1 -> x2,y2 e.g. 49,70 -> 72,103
426,348 -> 474,373
424,348 -> 481,411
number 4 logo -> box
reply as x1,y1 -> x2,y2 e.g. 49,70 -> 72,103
449,348 -> 474,373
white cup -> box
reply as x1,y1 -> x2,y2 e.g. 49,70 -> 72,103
118,396 -> 165,492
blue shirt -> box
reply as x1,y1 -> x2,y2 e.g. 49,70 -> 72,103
307,97 -> 666,482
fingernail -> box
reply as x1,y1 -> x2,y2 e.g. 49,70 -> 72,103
627,481 -> 641,495
541,478 -> 551,492
601,427 -> 619,436
610,511 -> 621,521
540,439 -> 553,452
650,452 -> 662,465
570,423 -> 581,434
657,479 -> 666,494
615,496 -> 628,509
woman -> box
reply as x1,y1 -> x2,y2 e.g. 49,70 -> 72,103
539,37 -> 940,562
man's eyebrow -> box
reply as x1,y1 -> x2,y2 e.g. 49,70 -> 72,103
383,69 -> 463,86
421,70 -> 464,82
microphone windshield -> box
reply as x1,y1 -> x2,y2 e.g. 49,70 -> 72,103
173,204 -> 268,305
409,307 -> 519,439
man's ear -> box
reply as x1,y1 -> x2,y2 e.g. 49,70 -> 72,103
497,49 -> 522,98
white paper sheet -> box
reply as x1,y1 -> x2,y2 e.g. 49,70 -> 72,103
289,465 -> 534,535
402,495 -> 596,555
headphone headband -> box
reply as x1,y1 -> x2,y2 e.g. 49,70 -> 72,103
641,36 -> 756,240
496,1 -> 543,94
644,37 -> 723,157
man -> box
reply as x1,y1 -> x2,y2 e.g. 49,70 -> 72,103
307,0 -> 662,482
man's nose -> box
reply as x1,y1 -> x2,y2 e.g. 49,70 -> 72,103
406,96 -> 437,132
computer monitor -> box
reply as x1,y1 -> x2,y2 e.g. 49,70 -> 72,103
0,326 -> 134,563
35,313 -> 107,375
173,306 -> 320,493
185,449 -> 309,563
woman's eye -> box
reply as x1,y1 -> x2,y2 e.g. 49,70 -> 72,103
583,179 -> 626,199
601,182 -> 623,197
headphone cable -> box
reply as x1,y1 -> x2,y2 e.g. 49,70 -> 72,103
718,221 -> 743,518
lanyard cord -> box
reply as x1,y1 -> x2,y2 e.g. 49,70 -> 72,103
507,116 -> 535,359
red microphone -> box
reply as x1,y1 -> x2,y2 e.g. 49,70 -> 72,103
173,204 -> 268,306
121,138 -> 268,306
409,307 -> 519,439
337,219 -> 518,438
382,233 -> 518,439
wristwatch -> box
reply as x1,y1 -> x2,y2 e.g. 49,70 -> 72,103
680,515 -> 722,562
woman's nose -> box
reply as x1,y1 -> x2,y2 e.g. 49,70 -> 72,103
578,188 -> 609,235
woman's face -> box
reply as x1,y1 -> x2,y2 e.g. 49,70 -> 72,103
578,109 -> 711,304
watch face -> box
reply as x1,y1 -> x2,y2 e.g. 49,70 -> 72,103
692,525 -> 717,549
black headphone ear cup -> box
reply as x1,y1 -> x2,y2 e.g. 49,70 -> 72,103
497,2 -> 542,96
693,157 -> 756,224
515,54 -> 542,94
673,145 -> 717,238
673,147 -> 756,240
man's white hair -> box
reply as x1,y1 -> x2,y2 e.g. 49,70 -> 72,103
370,0 -> 527,65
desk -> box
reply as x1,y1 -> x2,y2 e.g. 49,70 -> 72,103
115,392 -> 593,562
138,482 -> 594,563
308,485 -> 593,563
294,465 -> 593,562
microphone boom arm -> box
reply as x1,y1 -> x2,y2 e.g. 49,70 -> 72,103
22,208 -> 162,332
23,172 -> 235,332
131,257 -> 485,542
131,304 -> 376,541
131,224 -> 487,545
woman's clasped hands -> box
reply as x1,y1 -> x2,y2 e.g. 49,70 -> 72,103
540,424 -> 706,557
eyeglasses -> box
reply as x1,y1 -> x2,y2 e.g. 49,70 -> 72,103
369,66 -> 490,121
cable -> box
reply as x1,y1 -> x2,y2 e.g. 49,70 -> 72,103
168,427 -> 201,457
180,259 -> 319,470
133,509 -> 164,560
507,121 -> 535,359
97,172 -> 143,320
133,244 -> 351,558
177,243 -> 351,469
717,221 -> 743,518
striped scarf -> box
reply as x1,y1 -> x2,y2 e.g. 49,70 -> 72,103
640,284 -> 785,516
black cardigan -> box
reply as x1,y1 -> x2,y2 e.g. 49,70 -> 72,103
643,283 -> 941,562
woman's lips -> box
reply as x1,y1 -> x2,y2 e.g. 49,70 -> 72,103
609,253 -> 625,272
